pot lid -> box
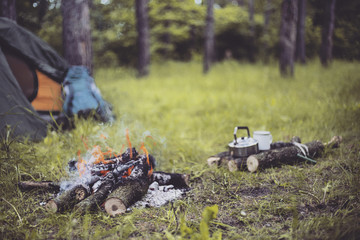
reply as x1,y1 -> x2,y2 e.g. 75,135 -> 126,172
228,137 -> 258,148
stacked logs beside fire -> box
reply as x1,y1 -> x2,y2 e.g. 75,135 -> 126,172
19,147 -> 189,216
207,136 -> 342,172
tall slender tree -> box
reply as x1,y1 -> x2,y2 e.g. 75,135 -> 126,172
295,0 -> 306,63
279,0 -> 298,77
62,0 -> 93,74
320,0 -> 336,67
1,0 -> 16,22
203,0 -> 214,74
135,0 -> 150,77
263,0 -> 272,63
248,0 -> 254,34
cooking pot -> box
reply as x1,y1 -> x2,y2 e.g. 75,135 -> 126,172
228,126 -> 259,158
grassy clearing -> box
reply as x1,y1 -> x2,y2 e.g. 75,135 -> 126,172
1,60 -> 360,239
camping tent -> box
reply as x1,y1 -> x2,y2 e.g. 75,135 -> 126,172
0,17 -> 113,141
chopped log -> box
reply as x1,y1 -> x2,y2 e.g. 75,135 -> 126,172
247,136 -> 341,172
151,171 -> 190,189
207,151 -> 229,167
75,173 -> 115,214
18,181 -> 60,193
104,178 -> 149,216
227,158 -> 247,172
45,185 -> 90,213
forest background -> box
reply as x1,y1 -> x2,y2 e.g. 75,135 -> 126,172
5,0 -> 360,71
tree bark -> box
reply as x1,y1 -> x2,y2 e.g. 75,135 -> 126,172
320,0 -> 336,67
203,0 -> 214,74
1,0 -> 16,22
135,0 -> 150,77
104,178 -> 149,216
62,0 -> 93,75
45,185 -> 90,213
279,0 -> 298,77
295,0 -> 306,64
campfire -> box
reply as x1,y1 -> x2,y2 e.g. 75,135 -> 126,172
19,130 -> 190,216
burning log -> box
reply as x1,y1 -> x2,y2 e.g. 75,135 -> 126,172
247,136 -> 342,172
104,178 -> 150,216
151,171 -> 190,189
18,181 -> 60,193
45,185 -> 90,213
75,173 -> 115,214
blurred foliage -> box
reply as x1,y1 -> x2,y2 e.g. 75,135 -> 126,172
9,0 -> 360,67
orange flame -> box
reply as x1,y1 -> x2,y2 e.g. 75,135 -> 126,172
140,142 -> 153,177
122,165 -> 134,178
77,150 -> 87,177
126,129 -> 132,159
145,135 -> 157,146
81,136 -> 89,150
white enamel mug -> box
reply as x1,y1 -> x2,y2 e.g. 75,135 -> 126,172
253,131 -> 272,151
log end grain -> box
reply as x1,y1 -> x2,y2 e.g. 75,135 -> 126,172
45,200 -> 58,213
104,197 -> 127,217
247,155 -> 259,173
207,157 -> 221,167
75,187 -> 88,201
228,160 -> 238,172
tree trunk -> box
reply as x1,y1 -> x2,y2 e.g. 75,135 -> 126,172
62,0 -> 93,75
135,0 -> 150,78
1,0 -> 16,22
279,0 -> 298,77
203,0 -> 214,74
295,0 -> 306,64
263,0 -> 272,63
320,0 -> 336,67
248,0 -> 254,34
104,178 -> 149,216
237,0 -> 245,7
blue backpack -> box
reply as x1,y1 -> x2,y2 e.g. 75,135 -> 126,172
62,66 -> 114,123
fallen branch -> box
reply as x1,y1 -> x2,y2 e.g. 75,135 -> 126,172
18,181 -> 60,193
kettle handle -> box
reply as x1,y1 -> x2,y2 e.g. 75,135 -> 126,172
233,126 -> 250,144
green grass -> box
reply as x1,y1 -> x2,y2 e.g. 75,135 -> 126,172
1,60 -> 360,239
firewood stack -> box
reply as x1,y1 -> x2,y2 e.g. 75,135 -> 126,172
19,147 -> 190,216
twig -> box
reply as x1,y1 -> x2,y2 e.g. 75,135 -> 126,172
2,198 -> 22,224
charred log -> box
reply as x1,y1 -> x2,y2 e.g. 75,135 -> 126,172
151,171 -> 190,189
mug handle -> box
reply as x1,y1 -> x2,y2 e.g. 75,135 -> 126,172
269,134 -> 273,144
